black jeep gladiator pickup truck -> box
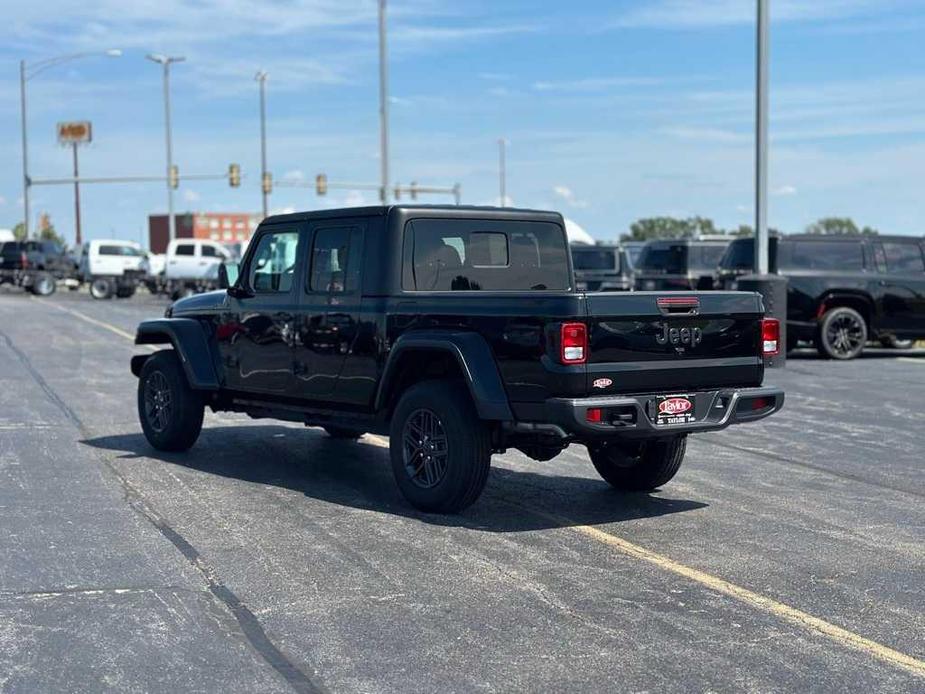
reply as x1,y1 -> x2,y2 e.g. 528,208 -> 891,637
131,205 -> 784,513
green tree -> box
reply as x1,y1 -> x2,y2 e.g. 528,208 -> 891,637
624,216 -> 720,241
38,224 -> 66,247
805,217 -> 878,235
12,222 -> 26,241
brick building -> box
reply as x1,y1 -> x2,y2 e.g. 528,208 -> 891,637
148,212 -> 262,253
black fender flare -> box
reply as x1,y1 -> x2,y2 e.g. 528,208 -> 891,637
375,331 -> 513,421
816,291 -> 874,322
131,318 -> 220,390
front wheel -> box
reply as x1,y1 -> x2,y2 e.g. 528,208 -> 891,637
816,306 -> 867,360
389,380 -> 491,513
588,436 -> 687,491
138,351 -> 204,451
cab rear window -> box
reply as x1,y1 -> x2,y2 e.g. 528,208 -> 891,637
572,248 -> 619,271
402,219 -> 570,291
637,244 -> 688,274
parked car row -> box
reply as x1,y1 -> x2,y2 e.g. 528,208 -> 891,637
0,236 -> 244,301
570,234 -> 925,360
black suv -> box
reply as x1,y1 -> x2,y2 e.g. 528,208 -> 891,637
717,235 -> 925,359
0,240 -> 72,296
570,243 -> 633,291
131,206 -> 783,513
634,238 -> 731,291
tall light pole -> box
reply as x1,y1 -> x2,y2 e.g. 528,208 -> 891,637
147,53 -> 185,243
19,49 -> 121,238
755,0 -> 769,274
378,0 -> 390,204
498,138 -> 507,206
256,70 -> 269,218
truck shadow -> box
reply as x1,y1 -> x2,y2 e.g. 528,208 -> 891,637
81,425 -> 708,533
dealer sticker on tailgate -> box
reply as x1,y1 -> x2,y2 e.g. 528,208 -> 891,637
655,394 -> 696,426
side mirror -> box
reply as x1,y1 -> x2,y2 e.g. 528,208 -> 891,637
218,261 -> 240,289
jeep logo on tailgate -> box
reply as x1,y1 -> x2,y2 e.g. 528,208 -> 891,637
655,323 -> 703,348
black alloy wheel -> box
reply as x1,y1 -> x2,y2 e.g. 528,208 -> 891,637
402,408 -> 450,489
143,370 -> 173,433
818,306 -> 867,360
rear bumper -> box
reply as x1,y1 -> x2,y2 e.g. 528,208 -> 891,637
542,386 -> 784,439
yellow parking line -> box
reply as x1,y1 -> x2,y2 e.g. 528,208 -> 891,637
49,303 -> 925,679
40,299 -> 138,342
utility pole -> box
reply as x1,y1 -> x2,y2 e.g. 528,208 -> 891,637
19,60 -> 30,237
755,0 -> 769,274
498,138 -> 507,206
72,143 -> 82,246
378,0 -> 390,204
256,70 -> 269,218
147,54 -> 185,242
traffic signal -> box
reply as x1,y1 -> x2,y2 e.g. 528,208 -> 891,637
393,183 -> 402,200
262,171 -> 272,195
228,163 -> 241,187
168,165 -> 179,189
315,173 -> 327,196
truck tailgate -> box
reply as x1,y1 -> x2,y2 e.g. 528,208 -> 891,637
584,291 -> 764,394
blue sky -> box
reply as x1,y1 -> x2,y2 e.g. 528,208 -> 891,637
1,0 -> 924,246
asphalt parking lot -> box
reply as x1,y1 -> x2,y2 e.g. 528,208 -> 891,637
1,288 -> 923,693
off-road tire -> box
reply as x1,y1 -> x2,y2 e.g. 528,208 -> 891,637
30,273 -> 56,296
816,306 -> 867,360
115,285 -> 136,299
138,350 -> 204,452
90,277 -> 114,300
389,380 -> 491,513
324,426 -> 364,440
589,436 -> 687,491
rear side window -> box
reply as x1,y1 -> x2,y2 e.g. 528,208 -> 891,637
174,244 -> 195,256
697,245 -> 728,269
637,243 -> 688,274
201,245 -> 219,258
403,219 -> 570,291
249,231 -> 300,293
782,241 -> 863,271
881,242 -> 925,273
572,247 -> 619,271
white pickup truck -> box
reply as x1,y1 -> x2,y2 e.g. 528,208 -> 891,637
147,239 -> 233,299
79,239 -> 147,299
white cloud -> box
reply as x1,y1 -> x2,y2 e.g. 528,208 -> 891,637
611,0 -> 907,29
183,189 -> 201,203
773,185 -> 798,197
0,196 -> 6,206
533,76 -> 662,93
282,170 -> 306,182
553,185 -> 588,209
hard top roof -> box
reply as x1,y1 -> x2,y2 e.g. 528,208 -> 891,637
262,204 -> 564,226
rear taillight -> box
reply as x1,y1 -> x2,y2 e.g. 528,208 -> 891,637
761,318 -> 780,356
560,322 -> 587,364
20,252 -> 29,269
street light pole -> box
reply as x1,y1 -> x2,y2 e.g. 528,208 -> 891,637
755,0 -> 769,274
147,54 -> 185,243
498,138 -> 507,206
18,49 -> 120,239
378,0 -> 390,204
19,60 -> 30,236
256,70 -> 269,219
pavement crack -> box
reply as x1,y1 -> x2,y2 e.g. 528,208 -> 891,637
0,326 -> 326,694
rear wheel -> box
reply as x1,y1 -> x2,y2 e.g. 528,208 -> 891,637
115,285 -> 136,299
90,277 -> 114,300
816,306 -> 867,360
389,380 -> 491,513
137,351 -> 204,451
30,273 -> 56,296
588,436 -> 687,491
